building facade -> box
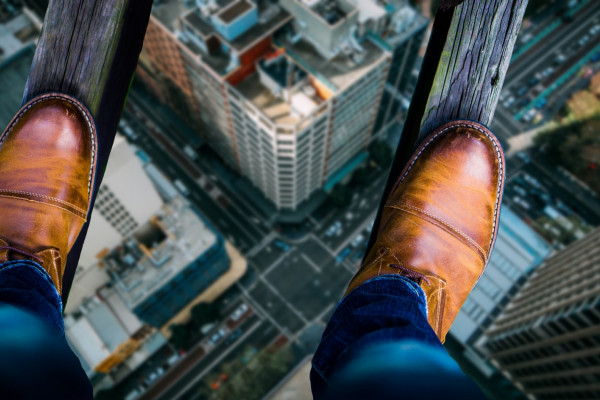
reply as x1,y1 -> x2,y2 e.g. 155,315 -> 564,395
79,135 -> 164,269
450,206 -> 553,345
108,198 -> 231,327
138,0 -> 425,210
372,3 -> 427,136
477,228 -> 600,399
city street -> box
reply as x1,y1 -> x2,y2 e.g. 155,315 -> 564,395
491,0 -> 600,140
114,2 -> 600,397
119,87 -> 382,399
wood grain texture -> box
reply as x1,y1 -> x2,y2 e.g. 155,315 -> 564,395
23,0 -> 152,303
364,0 -> 528,260
420,0 -> 528,136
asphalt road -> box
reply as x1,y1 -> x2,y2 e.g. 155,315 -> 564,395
115,6 -> 600,395
120,88 -> 380,399
491,0 -> 600,139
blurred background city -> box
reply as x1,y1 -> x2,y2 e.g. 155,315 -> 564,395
1,0 -> 599,398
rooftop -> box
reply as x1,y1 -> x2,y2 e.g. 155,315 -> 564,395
216,0 -> 254,24
106,197 -> 218,308
237,52 -> 327,128
313,0 -> 351,25
380,2 -> 429,47
154,0 -> 291,76
0,13 -> 38,64
275,29 -> 386,92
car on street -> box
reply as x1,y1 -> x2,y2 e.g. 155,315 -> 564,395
516,86 -> 528,97
512,184 -> 527,197
274,239 -> 290,252
225,328 -> 243,345
536,99 -> 547,109
174,179 -> 190,196
540,66 -> 554,79
231,303 -> 249,321
119,121 -> 138,140
209,328 -> 227,345
522,108 -> 538,123
517,97 -> 531,108
351,234 -> 365,248
366,218 -> 375,232
523,173 -> 542,189
513,196 -> 531,210
579,35 -> 590,47
336,247 -> 352,263
503,96 -> 516,108
183,145 -> 198,160
325,221 -> 342,237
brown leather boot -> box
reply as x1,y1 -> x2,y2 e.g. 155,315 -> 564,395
346,120 -> 504,343
0,93 -> 97,295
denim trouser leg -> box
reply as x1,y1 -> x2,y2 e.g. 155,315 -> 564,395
0,260 -> 92,399
311,275 -> 485,399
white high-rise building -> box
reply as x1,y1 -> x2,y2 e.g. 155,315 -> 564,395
138,0 -> 424,210
78,135 -> 163,269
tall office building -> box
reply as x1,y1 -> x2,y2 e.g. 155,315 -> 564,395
137,0 -> 425,210
372,3 -> 427,136
108,197 -> 231,327
477,228 -> 600,399
79,135 -> 164,269
450,207 -> 552,346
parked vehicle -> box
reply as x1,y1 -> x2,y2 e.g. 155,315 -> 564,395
230,303 -> 249,321
174,179 -> 190,196
325,221 -> 342,237
351,234 -> 365,248
273,240 -> 291,252
209,328 -> 227,345
225,328 -> 243,345
183,145 -> 198,160
336,247 -> 352,263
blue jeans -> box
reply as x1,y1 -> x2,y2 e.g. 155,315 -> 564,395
0,260 -> 92,399
311,275 -> 485,399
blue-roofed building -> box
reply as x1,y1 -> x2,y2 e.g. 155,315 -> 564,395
450,206 -> 553,346
107,197 -> 231,328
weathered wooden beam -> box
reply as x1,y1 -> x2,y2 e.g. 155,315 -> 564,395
365,0 -> 528,256
23,0 -> 153,304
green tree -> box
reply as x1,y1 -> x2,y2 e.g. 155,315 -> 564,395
169,323 -> 192,350
369,141 -> 393,168
213,346 -> 294,400
330,184 -> 352,208
351,167 -> 370,186
190,302 -> 219,329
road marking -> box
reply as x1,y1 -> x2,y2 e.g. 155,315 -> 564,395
259,275 -> 309,325
301,253 -> 322,273
262,248 -> 293,277
237,283 -> 288,338
515,41 -> 600,120
507,6 -> 600,93
333,211 -> 377,255
247,231 -> 278,258
310,234 -> 336,257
